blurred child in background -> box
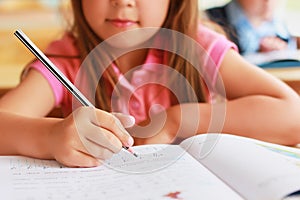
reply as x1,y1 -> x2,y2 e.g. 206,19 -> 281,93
206,0 -> 299,55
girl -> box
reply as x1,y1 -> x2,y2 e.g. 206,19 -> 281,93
1,0 -> 300,168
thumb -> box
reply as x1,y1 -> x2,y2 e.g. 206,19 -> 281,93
112,112 -> 135,128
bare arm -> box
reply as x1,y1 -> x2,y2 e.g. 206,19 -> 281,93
0,70 -> 134,167
0,69 -> 57,157
218,49 -> 300,145
134,50 -> 300,146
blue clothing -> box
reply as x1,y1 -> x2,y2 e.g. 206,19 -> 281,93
206,0 -> 297,54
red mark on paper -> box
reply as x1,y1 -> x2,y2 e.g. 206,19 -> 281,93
164,191 -> 182,199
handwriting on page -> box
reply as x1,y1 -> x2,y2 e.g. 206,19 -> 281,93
0,145 -> 242,200
9,157 -> 65,170
104,144 -> 184,173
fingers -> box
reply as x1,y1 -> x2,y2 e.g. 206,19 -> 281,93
91,109 -> 135,147
72,107 -> 135,160
52,107 -> 136,167
57,150 -> 101,168
260,36 -> 288,52
112,112 -> 135,128
80,135 -> 115,159
63,107 -> 137,167
80,122 -> 123,154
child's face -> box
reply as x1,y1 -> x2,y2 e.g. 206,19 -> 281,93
82,0 -> 170,44
238,0 -> 281,20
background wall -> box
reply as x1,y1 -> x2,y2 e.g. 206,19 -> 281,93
0,0 -> 68,88
285,0 -> 300,36
199,0 -> 229,9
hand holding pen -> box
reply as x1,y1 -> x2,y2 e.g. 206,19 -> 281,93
14,29 -> 137,166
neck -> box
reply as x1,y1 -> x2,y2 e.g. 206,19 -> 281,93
115,49 -> 148,74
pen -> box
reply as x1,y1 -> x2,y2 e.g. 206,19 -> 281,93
14,29 -> 138,157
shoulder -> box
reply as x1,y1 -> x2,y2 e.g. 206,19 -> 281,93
45,32 -> 79,56
195,25 -> 238,86
26,32 -> 81,107
196,25 -> 238,55
42,32 -> 81,77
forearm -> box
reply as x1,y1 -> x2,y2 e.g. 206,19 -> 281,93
158,95 -> 300,146
192,95 -> 300,145
220,95 -> 300,145
0,111 -> 61,159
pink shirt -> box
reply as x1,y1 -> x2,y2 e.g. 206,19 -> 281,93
29,26 -> 237,123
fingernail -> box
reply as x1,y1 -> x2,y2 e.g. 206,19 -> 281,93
127,136 -> 134,146
127,115 -> 135,127
121,115 -> 135,128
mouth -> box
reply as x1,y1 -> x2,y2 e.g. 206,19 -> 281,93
106,19 -> 138,28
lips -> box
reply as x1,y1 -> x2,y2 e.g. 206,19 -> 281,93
107,19 -> 138,28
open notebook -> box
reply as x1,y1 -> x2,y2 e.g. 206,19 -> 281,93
243,50 -> 300,68
1,133 -> 300,200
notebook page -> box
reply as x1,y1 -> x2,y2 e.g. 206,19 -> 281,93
243,50 -> 300,66
0,144 -> 242,200
180,134 -> 300,200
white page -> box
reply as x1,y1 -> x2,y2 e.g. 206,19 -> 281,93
180,134 -> 300,200
0,144 -> 242,200
243,50 -> 300,65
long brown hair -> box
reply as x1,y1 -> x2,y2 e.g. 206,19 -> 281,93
70,0 -> 206,111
